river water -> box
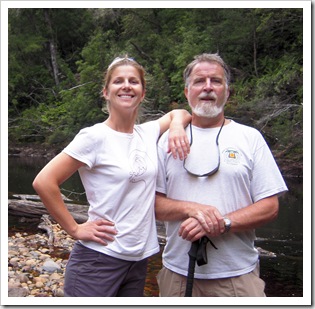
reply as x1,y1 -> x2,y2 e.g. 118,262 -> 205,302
8,156 -> 303,297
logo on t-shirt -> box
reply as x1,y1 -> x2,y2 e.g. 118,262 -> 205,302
129,151 -> 147,182
222,148 -> 241,165
129,149 -> 155,184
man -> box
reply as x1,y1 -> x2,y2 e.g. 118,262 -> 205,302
155,53 -> 288,297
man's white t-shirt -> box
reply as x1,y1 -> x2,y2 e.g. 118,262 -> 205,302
156,120 -> 288,279
64,121 -> 160,261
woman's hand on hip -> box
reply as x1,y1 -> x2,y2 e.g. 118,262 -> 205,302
72,219 -> 118,246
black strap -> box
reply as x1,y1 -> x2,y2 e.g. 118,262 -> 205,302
196,236 -> 218,266
185,236 -> 217,296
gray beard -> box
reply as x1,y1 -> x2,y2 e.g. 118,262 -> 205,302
191,102 -> 224,118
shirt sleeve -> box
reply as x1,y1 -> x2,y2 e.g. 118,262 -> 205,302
156,131 -> 169,194
63,126 -> 99,169
250,133 -> 288,202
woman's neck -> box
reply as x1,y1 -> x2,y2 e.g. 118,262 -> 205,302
104,114 -> 136,133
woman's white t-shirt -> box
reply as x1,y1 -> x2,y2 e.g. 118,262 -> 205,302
63,121 -> 160,261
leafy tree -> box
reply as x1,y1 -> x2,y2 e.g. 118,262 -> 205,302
8,8 -> 303,175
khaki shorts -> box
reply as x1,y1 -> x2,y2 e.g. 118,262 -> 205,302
156,263 -> 266,297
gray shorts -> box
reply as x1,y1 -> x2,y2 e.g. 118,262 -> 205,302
64,242 -> 148,297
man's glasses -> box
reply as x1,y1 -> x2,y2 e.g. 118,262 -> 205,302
183,118 -> 225,177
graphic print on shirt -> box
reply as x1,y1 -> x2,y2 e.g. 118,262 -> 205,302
129,149 -> 154,185
222,148 -> 241,165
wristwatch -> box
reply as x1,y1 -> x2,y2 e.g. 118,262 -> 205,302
223,217 -> 231,234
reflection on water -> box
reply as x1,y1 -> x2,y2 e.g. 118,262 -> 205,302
8,156 -> 86,202
255,178 -> 303,297
8,157 -> 303,297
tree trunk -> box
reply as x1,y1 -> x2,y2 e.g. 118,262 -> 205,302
253,26 -> 258,77
44,9 -> 59,86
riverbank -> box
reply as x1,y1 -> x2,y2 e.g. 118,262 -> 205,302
8,224 -> 74,297
8,215 -> 164,298
6,222 -> 277,298
8,220 -> 302,298
9,143 -> 63,160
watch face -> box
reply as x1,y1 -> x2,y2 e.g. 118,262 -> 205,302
224,218 -> 231,226
224,218 -> 231,233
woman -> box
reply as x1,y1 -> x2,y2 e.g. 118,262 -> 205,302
32,56 -> 191,297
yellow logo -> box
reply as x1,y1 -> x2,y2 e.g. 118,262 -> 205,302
223,148 -> 240,165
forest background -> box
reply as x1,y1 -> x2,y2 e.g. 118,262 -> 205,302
8,8 -> 303,177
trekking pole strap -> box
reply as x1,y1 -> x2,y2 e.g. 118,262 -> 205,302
185,237 -> 218,296
196,236 -> 218,266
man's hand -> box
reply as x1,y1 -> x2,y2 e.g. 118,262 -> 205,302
185,205 -> 225,237
179,216 -> 224,242
179,217 -> 206,241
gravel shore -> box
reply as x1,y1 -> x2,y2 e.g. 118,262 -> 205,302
8,219 -> 277,298
8,224 -> 75,297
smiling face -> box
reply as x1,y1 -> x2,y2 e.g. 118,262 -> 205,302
103,65 -> 146,113
184,61 -> 230,119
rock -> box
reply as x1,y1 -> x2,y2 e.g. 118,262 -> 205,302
35,281 -> 44,288
8,287 -> 29,297
25,259 -> 36,266
39,254 -> 51,261
43,259 -> 61,272
20,248 -> 30,256
30,289 -> 39,295
53,288 -> 64,297
9,257 -> 20,267
8,278 -> 21,288
33,276 -> 45,283
18,273 -> 29,283
50,273 -> 61,280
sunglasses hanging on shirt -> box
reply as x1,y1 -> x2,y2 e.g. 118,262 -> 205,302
183,118 -> 225,177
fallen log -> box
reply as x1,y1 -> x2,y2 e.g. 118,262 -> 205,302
8,195 -> 89,224
11,193 -> 72,202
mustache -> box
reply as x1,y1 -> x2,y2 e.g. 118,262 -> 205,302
199,93 -> 217,100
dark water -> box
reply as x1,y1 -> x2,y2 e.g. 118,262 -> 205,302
8,156 -> 303,297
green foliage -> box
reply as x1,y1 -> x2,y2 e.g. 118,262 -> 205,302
8,8 -> 303,174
